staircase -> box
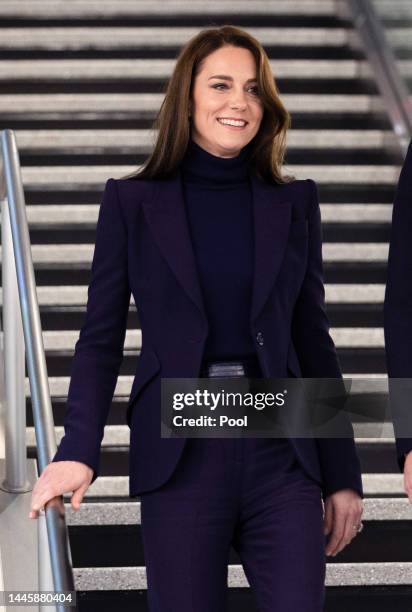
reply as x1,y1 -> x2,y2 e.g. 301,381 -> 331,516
1,0 -> 412,610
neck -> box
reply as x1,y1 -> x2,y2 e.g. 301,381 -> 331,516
181,137 -> 252,186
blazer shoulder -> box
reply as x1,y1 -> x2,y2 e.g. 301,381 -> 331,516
277,177 -> 317,218
104,177 -> 156,217
110,177 -> 154,200
275,176 -> 315,195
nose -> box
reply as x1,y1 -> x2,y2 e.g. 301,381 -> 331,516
229,88 -> 248,109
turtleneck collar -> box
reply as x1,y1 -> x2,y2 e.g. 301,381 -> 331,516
181,136 -> 253,187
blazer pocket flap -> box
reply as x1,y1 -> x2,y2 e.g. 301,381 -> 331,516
128,348 -> 161,407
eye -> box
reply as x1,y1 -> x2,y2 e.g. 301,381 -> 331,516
211,83 -> 259,95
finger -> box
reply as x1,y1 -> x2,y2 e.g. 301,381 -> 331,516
30,488 -> 56,514
404,475 -> 412,504
325,510 -> 345,556
30,497 -> 44,514
30,492 -> 65,519
31,479 -> 51,508
323,500 -> 333,535
71,482 -> 89,511
30,494 -> 47,513
333,513 -> 357,556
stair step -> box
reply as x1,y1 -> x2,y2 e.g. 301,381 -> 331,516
36,349 -> 388,374
13,165 -> 400,188
0,284 -> 387,306
0,223 -> 395,246
17,151 -> 398,167
71,562 -> 412,590
66,522 -> 412,566
13,203 -> 393,225
31,440 -> 406,481
0,93 -> 384,115
24,372 -> 392,398
387,29 -> 412,49
0,59 -> 374,80
0,326 -> 386,353
3,115 -> 393,131
376,1 -> 412,19
12,129 -> 398,152
2,59 -> 412,83
0,241 -> 390,264
0,1 -> 339,19
63,498 -> 412,526
0,27 -> 354,51
31,441 -> 403,476
70,586 -> 412,612
24,424 -> 401,448
54,473 -> 405,498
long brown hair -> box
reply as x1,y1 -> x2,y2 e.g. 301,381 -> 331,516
122,25 -> 294,184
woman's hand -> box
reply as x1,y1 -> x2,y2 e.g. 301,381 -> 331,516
29,460 -> 94,519
403,451 -> 412,503
323,488 -> 363,557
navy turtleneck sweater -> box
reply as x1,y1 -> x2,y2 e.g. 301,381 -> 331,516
181,137 -> 257,363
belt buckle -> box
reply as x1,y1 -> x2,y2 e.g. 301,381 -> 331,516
207,361 -> 246,378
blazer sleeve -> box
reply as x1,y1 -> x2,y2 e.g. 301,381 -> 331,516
51,178 -> 131,483
291,178 -> 363,499
383,139 -> 412,471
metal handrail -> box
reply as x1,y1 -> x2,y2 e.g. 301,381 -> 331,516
343,0 -> 412,155
0,129 -> 75,609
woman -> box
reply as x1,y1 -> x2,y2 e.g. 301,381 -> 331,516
30,25 -> 363,611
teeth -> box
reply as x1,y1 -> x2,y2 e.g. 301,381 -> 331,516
218,118 -> 247,127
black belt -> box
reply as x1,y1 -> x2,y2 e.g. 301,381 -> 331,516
200,355 -> 261,378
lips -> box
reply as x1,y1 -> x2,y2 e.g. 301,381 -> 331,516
217,118 -> 248,128
217,117 -> 248,125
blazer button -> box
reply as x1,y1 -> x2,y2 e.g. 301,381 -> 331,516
256,331 -> 264,346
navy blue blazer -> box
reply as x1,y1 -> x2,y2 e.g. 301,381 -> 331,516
52,170 -> 363,500
384,138 -> 412,471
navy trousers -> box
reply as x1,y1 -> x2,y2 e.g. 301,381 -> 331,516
140,435 -> 326,611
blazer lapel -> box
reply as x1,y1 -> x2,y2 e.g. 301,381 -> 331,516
141,171 -> 208,324
141,169 -> 292,328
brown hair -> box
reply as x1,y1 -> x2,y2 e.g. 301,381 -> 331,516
122,25 -> 294,184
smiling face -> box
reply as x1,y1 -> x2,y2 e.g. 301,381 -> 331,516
189,45 -> 264,158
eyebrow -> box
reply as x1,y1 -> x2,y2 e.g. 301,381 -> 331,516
208,75 -> 258,83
